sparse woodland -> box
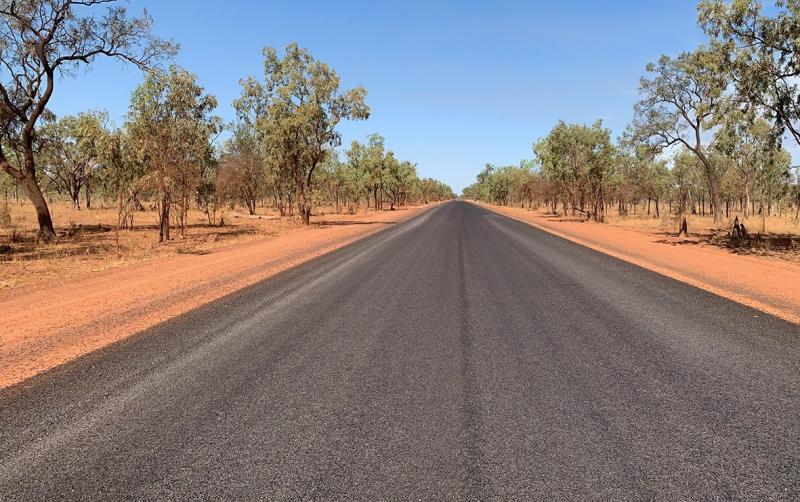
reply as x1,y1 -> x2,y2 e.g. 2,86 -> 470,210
464,0 -> 800,240
0,1 -> 454,254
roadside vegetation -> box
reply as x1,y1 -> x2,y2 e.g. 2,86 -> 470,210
0,1 -> 453,285
463,0 -> 800,253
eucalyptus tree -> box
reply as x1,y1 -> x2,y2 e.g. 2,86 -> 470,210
384,156 -> 417,210
344,139 -> 370,209
629,49 -> 729,223
509,163 -> 540,209
0,0 -> 176,241
219,125 -> 265,216
95,126 -> 143,242
671,148 -> 706,218
39,111 -> 107,210
419,178 -> 440,204
754,147 -> 791,227
322,150 -> 366,213
535,122 -> 583,216
713,107 -> 780,218
345,134 -> 394,210
641,158 -> 671,218
699,0 -> 800,147
618,143 -> 671,217
534,120 -> 615,221
363,133 -> 388,209
240,44 -> 369,224
126,67 -> 220,242
792,166 -> 800,220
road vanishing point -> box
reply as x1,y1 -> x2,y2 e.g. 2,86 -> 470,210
1,201 -> 799,500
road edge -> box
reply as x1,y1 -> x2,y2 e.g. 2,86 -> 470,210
0,202 -> 445,389
474,201 -> 800,325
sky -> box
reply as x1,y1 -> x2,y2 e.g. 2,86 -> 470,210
51,0 -> 711,193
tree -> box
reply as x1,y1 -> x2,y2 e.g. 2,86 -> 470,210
462,162 -> 548,210
700,0 -> 800,147
320,150 -> 360,213
343,138 -> 378,210
629,49 -> 729,223
242,44 -> 369,224
345,134 -> 392,210
713,107 -> 779,219
0,0 -> 176,241
641,157 -> 671,218
384,156 -> 417,210
671,148 -> 705,220
754,146 -> 791,231
534,120 -> 616,221
364,134 -> 388,210
126,67 -> 220,242
792,165 -> 800,220
219,124 -> 265,215
342,136 -> 451,211
94,126 -> 142,247
39,111 -> 106,209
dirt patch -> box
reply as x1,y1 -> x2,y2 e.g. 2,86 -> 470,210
479,203 -> 800,325
0,202 -> 367,290
0,204 -> 434,388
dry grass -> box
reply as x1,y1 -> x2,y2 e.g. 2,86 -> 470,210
0,198 -> 374,290
603,207 -> 800,237
554,204 -> 800,262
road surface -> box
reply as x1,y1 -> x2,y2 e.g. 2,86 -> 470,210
2,201 -> 799,500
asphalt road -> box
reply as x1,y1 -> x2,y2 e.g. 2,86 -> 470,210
2,201 -> 799,500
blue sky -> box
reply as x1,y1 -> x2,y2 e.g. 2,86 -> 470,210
51,1 -> 709,192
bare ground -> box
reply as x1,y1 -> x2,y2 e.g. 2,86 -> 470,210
0,201 -> 366,290
0,204 -> 434,388
479,203 -> 800,325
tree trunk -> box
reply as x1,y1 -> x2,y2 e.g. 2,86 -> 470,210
85,182 -> 92,209
678,216 -> 688,236
299,204 -> 311,225
711,186 -> 723,224
702,168 -> 723,223
23,175 -> 57,241
159,192 -> 170,242
297,190 -> 312,225
744,183 -> 752,219
71,188 -> 81,210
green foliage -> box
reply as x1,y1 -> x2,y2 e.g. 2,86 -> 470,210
462,162 -> 546,210
0,0 -> 176,240
699,0 -> 800,145
534,120 -> 616,221
384,157 -> 418,210
629,48 -> 729,222
38,111 -> 108,209
217,123 -> 267,216
237,43 -> 370,224
126,66 -> 220,241
326,136 -> 452,211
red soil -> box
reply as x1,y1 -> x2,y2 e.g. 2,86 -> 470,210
0,206 -> 433,388
481,203 -> 800,325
